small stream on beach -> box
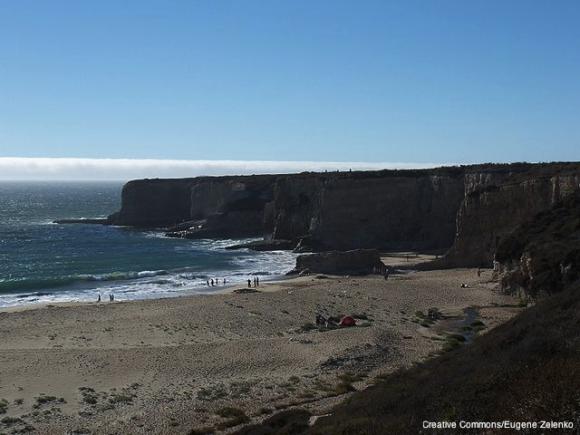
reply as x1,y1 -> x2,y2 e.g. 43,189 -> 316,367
435,307 -> 480,343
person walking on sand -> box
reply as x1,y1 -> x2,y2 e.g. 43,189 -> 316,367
247,279 -> 252,288
97,294 -> 101,303
256,276 -> 260,287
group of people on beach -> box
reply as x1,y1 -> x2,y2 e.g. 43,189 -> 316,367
96,293 -> 114,302
206,278 -> 227,287
248,276 -> 260,288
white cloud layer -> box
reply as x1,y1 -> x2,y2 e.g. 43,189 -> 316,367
0,157 -> 443,181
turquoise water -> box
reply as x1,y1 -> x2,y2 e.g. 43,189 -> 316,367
0,182 -> 296,308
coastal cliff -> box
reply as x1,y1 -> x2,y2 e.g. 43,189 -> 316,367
108,163 -> 580,263
110,175 -> 277,237
494,189 -> 580,297
270,170 -> 465,251
109,178 -> 194,227
444,164 -> 580,267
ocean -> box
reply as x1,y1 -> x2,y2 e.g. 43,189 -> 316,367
0,182 -> 296,308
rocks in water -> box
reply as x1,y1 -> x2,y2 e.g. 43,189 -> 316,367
225,239 -> 295,251
165,219 -> 204,232
290,249 -> 384,276
54,218 -> 110,225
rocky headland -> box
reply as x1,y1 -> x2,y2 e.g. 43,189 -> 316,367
100,162 -> 580,269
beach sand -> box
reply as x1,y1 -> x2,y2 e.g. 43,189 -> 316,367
0,268 -> 522,434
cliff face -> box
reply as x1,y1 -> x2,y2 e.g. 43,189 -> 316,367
109,163 -> 580,259
110,179 -> 194,227
313,174 -> 465,250
184,175 -> 277,238
270,172 -> 465,251
270,175 -> 324,241
445,167 -> 580,267
494,190 -> 580,297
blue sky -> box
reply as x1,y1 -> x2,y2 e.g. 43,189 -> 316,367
1,0 -> 579,169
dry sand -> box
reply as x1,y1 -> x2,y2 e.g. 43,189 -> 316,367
0,268 -> 522,434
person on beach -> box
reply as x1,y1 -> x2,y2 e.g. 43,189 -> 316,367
247,279 -> 252,288
97,294 -> 101,303
109,293 -> 114,302
256,276 -> 260,286
206,280 -> 210,287
211,279 -> 214,286
223,278 -> 227,285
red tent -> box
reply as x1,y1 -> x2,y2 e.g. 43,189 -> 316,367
340,316 -> 356,327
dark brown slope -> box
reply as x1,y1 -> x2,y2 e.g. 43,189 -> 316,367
308,286 -> 580,435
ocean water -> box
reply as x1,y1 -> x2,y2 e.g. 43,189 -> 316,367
0,182 -> 296,308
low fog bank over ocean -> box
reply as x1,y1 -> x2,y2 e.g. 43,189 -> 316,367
0,157 -> 442,181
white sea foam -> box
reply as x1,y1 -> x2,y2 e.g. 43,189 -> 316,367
0,245 -> 297,309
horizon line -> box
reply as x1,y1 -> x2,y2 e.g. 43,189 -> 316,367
0,157 -> 454,181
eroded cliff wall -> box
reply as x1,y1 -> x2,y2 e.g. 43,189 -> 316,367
110,178 -> 195,227
311,174 -> 465,250
111,175 -> 277,237
109,163 -> 580,259
494,189 -> 580,297
270,170 -> 466,250
444,165 -> 580,267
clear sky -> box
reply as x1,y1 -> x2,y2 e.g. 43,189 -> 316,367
1,0 -> 579,169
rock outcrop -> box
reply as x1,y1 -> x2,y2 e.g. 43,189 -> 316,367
225,239 -> 295,251
109,178 -> 194,227
291,249 -> 384,275
54,218 -> 111,225
494,190 -> 580,298
111,175 -> 277,238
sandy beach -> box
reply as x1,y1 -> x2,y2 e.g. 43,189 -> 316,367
0,267 -> 522,434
